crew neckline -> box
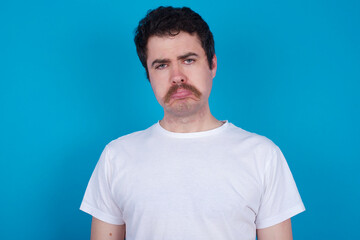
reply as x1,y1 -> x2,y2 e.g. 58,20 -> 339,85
154,120 -> 229,138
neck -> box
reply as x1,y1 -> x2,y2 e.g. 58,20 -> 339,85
159,105 -> 222,133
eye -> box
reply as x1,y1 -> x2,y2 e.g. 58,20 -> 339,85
155,63 -> 167,70
184,59 -> 195,64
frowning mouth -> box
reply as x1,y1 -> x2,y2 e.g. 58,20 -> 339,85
163,83 -> 202,103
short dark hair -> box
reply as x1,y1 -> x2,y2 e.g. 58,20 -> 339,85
134,6 -> 215,78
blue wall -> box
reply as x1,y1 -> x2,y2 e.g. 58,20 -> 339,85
1,0 -> 359,239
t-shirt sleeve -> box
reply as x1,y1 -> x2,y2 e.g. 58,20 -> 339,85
255,146 -> 305,229
80,145 -> 125,225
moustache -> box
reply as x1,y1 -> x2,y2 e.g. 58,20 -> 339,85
164,83 -> 202,103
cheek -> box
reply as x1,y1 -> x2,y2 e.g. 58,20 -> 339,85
151,83 -> 167,102
150,72 -> 170,93
202,82 -> 213,98
197,74 -> 213,95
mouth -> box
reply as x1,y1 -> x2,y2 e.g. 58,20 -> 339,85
171,88 -> 193,99
164,84 -> 202,104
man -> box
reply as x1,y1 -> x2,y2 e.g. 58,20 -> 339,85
80,6 -> 305,240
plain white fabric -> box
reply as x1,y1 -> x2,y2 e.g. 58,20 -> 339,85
80,121 -> 305,240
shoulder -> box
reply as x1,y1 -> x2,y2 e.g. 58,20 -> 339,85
105,123 -> 157,154
224,123 -> 283,171
226,123 -> 279,152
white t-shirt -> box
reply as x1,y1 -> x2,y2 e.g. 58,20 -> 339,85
80,121 -> 305,240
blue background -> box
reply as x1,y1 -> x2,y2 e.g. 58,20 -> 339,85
1,0 -> 359,239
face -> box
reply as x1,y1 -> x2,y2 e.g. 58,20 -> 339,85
146,31 -> 217,118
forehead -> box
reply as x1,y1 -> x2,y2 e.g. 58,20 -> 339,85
146,32 -> 204,59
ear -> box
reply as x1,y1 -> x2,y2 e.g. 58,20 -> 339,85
211,54 -> 217,78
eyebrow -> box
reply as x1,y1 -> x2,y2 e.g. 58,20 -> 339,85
151,52 -> 199,68
177,52 -> 199,60
151,58 -> 170,68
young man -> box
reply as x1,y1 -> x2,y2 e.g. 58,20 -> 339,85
80,6 -> 305,240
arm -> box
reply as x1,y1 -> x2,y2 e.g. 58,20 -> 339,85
256,219 -> 293,240
90,217 -> 126,240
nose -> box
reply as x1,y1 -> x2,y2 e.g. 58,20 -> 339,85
170,64 -> 187,85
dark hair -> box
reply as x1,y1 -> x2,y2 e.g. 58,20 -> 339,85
134,6 -> 215,78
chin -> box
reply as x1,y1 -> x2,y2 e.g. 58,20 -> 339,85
164,100 -> 206,118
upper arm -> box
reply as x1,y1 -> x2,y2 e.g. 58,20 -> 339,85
256,219 -> 293,240
91,217 -> 126,240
